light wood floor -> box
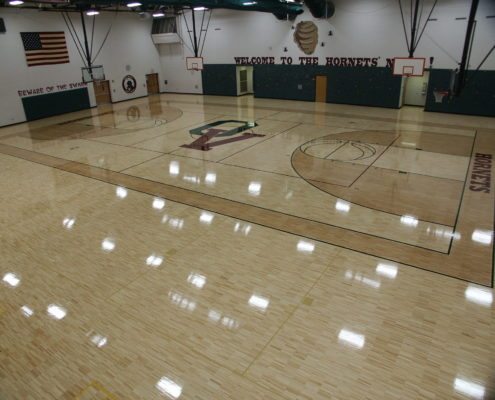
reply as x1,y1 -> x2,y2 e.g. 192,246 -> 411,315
0,94 -> 494,399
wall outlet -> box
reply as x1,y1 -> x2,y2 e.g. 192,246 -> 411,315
195,84 -> 198,89
298,84 -> 302,90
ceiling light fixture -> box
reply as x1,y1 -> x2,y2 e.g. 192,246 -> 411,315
86,9 -> 99,16
153,11 -> 165,17
9,0 -> 24,5
193,6 -> 207,10
127,2 -> 142,7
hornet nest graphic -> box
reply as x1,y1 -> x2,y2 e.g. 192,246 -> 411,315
294,21 -> 318,55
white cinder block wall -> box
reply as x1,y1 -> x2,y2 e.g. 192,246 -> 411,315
158,0 -> 495,93
1,0 -> 494,125
0,8 -> 161,126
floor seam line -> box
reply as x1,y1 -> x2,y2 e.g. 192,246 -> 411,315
242,262 -> 333,377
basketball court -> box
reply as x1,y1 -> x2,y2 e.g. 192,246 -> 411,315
1,0 -> 495,399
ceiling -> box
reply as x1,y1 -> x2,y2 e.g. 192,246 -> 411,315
1,0 -> 335,20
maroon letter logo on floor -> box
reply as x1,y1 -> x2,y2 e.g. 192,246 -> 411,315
181,120 -> 264,151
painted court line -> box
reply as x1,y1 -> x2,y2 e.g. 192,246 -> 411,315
0,142 -> 492,286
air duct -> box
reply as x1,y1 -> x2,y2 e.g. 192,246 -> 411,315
304,0 -> 334,19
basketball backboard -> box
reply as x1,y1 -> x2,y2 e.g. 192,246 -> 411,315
186,57 -> 204,71
82,65 -> 105,82
393,57 -> 425,76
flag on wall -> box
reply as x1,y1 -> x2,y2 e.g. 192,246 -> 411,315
20,32 -> 70,67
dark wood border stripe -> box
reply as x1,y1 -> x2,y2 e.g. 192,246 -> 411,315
0,141 -> 492,287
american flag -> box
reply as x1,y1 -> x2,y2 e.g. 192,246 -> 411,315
20,32 -> 70,67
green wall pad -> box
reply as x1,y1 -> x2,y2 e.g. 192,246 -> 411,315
325,67 -> 401,108
425,69 -> 495,117
202,65 -> 237,96
253,65 -> 402,108
22,88 -> 91,121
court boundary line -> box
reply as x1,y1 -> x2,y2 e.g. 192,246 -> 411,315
0,143 -> 491,287
346,135 -> 400,187
77,115 -> 223,149
290,135 -> 466,228
0,134 -> 457,248
119,153 -> 166,173
0,144 -> 495,288
448,130 -> 478,253
2,117 -> 471,230
214,123 -> 302,163
5,144 -> 495,288
143,151 -> 460,229
263,115 -> 479,138
163,97 -> 489,132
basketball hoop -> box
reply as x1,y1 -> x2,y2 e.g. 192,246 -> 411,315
392,57 -> 426,77
433,90 -> 449,103
186,57 -> 204,71
82,65 -> 105,83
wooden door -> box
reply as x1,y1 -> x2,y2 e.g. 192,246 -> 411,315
93,80 -> 111,105
146,73 -> 159,95
315,75 -> 327,102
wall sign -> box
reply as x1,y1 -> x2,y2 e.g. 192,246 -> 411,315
294,21 -> 318,55
17,81 -> 87,97
122,75 -> 137,94
234,56 -> 393,67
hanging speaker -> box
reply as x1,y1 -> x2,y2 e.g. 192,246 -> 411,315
0,18 -> 6,34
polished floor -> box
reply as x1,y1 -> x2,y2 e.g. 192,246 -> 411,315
0,94 -> 494,399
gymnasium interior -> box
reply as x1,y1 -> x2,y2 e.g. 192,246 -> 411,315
0,0 -> 494,398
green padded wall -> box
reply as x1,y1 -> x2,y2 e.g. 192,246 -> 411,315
202,64 -> 237,96
325,67 -> 402,108
22,88 -> 90,121
254,65 -> 326,101
253,65 -> 402,108
425,69 -> 495,117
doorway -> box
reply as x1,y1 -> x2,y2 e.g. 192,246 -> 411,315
315,75 -> 327,102
236,66 -> 254,96
403,72 -> 430,106
146,73 -> 160,95
93,80 -> 112,105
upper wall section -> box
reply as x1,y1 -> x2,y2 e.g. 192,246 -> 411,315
0,9 -> 162,126
158,0 -> 495,94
